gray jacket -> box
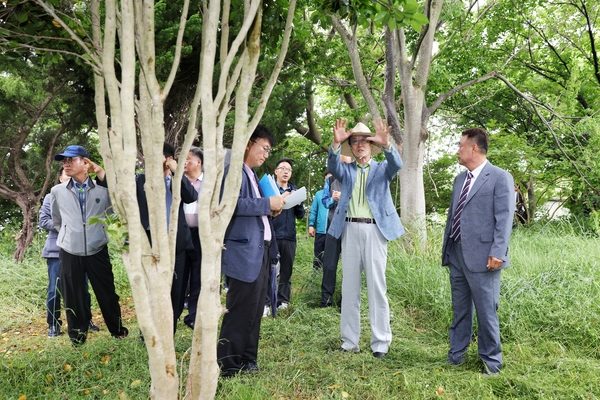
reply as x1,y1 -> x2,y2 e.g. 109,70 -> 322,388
441,162 -> 515,272
50,177 -> 111,256
39,194 -> 60,259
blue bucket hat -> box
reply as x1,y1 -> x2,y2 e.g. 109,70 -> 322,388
54,145 -> 89,161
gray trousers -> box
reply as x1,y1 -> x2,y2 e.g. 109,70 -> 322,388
448,241 -> 502,372
340,222 -> 391,353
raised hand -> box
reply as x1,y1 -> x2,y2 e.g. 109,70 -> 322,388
332,118 -> 352,148
367,119 -> 392,148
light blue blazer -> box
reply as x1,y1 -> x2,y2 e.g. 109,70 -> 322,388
326,145 -> 404,241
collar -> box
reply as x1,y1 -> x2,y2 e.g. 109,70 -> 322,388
468,160 -> 487,179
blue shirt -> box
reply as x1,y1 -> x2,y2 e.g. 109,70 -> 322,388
309,190 -> 328,234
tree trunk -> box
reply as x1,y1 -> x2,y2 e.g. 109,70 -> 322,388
13,199 -> 40,262
395,0 -> 444,248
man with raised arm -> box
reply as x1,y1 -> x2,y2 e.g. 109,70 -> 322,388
327,119 -> 404,359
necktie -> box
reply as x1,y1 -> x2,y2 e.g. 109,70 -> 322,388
75,182 -> 87,221
450,172 -> 472,242
165,177 -> 172,228
357,163 -> 369,205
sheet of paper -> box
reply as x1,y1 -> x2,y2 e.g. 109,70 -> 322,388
283,186 -> 306,209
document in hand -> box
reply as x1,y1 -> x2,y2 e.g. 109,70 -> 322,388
259,174 -> 279,197
283,186 -> 306,209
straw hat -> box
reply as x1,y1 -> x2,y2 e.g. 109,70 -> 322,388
340,122 -> 382,158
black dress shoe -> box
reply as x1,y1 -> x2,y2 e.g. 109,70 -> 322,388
373,352 -> 387,359
112,327 -> 129,339
241,360 -> 259,373
88,321 -> 100,332
48,325 -> 61,338
185,321 -> 195,330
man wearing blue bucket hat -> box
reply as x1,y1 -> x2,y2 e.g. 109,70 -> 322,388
50,145 -> 128,345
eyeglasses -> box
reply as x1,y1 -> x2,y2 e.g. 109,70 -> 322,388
62,156 -> 83,164
276,167 -> 292,173
350,137 -> 368,146
250,139 -> 273,156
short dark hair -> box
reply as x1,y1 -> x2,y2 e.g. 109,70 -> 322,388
462,128 -> 489,154
189,146 -> 204,164
57,166 -> 65,184
250,125 -> 275,147
163,142 -> 176,158
275,158 -> 293,168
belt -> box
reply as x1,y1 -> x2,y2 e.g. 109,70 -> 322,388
345,217 -> 376,224
264,240 -> 271,248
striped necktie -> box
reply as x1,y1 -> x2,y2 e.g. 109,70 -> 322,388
450,172 -> 473,242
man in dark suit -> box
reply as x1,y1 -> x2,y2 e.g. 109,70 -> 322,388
442,128 -> 514,375
218,125 -> 285,377
136,142 -> 198,332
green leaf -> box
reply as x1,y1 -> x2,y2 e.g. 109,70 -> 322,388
411,13 -> 429,25
17,12 -> 29,23
404,0 -> 420,14
388,18 -> 397,31
410,19 -> 423,33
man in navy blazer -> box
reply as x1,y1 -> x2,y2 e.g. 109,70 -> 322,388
327,118 -> 404,359
442,128 -> 514,375
218,125 -> 285,377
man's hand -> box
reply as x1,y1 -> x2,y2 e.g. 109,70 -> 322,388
164,157 -> 177,173
84,158 -> 106,181
308,226 -> 315,237
368,119 -> 392,148
332,118 -> 352,149
487,256 -> 503,271
332,190 -> 341,202
269,195 -> 286,217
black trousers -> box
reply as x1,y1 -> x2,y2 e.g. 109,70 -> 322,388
217,246 -> 269,375
59,247 -> 125,342
321,233 -> 342,305
313,233 -> 326,269
184,227 -> 202,327
171,249 -> 190,331
276,239 -> 296,305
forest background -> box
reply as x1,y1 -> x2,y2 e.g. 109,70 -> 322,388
1,0 -> 600,398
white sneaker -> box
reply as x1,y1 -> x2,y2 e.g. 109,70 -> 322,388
262,305 -> 271,318
277,302 -> 288,311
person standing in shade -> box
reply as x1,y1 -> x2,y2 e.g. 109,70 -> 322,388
442,128 -> 514,375
320,155 -> 352,308
40,166 -> 100,337
327,118 -> 404,359
268,158 -> 305,314
50,145 -> 128,344
183,146 -> 203,330
218,125 -> 285,377
135,142 -> 198,332
308,173 -> 331,270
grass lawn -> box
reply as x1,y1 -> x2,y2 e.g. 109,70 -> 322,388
1,221 -> 599,399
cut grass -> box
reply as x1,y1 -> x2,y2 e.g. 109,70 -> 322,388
1,222 -> 600,399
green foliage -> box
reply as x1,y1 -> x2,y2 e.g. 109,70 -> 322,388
423,153 -> 455,214
313,0 -> 428,32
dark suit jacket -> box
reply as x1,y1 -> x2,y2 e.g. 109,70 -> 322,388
442,162 -> 514,272
136,173 -> 198,253
221,166 -> 278,283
